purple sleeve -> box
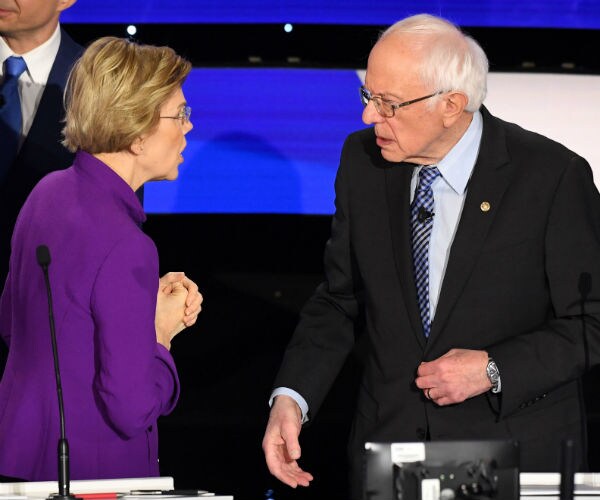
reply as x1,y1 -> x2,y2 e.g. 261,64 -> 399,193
91,234 -> 180,439
0,273 -> 12,347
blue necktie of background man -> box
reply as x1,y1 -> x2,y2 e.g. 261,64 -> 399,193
410,165 -> 441,338
0,56 -> 28,181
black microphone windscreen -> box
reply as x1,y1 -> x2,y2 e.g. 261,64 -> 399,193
36,245 -> 51,267
417,207 -> 433,223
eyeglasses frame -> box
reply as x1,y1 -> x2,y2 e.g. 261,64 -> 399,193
159,105 -> 192,125
359,86 -> 443,117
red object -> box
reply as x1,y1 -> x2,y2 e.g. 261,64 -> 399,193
74,493 -> 120,499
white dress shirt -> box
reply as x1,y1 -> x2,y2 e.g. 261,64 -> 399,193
412,109 -> 483,318
0,23 -> 62,147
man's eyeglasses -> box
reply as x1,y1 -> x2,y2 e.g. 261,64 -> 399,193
359,86 -> 442,118
160,105 -> 192,125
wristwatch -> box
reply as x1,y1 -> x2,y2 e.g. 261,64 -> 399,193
486,357 -> 501,394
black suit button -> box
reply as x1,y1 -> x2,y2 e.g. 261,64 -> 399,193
519,403 -> 526,409
416,428 -> 427,440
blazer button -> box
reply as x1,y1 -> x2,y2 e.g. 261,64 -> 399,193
416,428 -> 427,440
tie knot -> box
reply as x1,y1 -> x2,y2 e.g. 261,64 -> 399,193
3,56 -> 27,80
417,165 -> 441,192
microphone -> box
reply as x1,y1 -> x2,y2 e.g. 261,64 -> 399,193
559,438 -> 575,500
36,245 -> 77,500
417,207 -> 434,223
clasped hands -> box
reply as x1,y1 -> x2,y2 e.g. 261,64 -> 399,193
155,271 -> 203,349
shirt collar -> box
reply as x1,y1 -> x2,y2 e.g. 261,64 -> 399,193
0,23 -> 61,85
436,110 -> 483,195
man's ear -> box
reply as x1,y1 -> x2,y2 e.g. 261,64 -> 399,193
57,0 -> 78,14
441,91 -> 468,127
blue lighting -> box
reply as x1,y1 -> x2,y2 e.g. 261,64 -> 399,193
61,0 -> 600,29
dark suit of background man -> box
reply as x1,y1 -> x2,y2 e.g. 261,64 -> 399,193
0,0 -> 81,379
262,13 -> 600,500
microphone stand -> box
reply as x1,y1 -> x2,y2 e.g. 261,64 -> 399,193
559,272 -> 593,500
37,245 -> 77,500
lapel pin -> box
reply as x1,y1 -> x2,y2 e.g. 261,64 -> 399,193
480,201 -> 491,212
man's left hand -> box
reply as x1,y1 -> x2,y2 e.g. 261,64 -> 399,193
415,348 -> 492,405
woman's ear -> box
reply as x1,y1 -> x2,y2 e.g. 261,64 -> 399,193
131,136 -> 145,155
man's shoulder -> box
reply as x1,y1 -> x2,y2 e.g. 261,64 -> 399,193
58,27 -> 84,60
346,126 -> 375,142
342,127 -> 377,154
482,106 -> 584,162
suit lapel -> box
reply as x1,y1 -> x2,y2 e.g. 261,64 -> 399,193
429,107 -> 514,342
385,161 -> 427,348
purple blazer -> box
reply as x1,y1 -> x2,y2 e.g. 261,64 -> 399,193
0,151 -> 180,480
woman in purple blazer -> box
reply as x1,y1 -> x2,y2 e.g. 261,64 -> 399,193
0,37 -> 202,481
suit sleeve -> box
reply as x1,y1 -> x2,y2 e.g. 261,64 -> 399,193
273,136 -> 363,419
489,154 -> 600,418
91,234 -> 179,439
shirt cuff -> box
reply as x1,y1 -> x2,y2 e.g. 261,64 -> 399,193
269,387 -> 309,424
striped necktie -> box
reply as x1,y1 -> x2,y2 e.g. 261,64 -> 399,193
410,165 -> 441,337
0,56 -> 28,180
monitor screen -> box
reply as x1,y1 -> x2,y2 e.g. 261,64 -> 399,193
363,440 -> 520,500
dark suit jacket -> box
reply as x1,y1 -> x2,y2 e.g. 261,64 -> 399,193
0,28 -> 82,286
273,106 -> 600,498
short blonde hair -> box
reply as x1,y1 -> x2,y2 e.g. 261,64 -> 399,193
62,36 -> 192,153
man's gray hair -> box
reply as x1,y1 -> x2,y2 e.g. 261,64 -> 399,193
380,13 -> 489,112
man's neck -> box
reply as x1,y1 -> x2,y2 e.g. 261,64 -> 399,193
1,20 -> 59,54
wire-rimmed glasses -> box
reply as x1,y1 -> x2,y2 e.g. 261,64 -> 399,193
160,105 -> 192,125
359,86 -> 442,117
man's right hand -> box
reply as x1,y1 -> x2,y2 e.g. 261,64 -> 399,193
262,395 -> 314,488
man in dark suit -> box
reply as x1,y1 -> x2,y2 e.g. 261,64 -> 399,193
0,0 -> 81,381
262,13 -> 600,499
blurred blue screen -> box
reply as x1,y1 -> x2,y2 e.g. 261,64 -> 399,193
143,68 -> 365,215
62,0 -> 600,29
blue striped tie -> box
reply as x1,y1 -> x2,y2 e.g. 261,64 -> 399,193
0,56 -> 28,180
411,165 -> 441,337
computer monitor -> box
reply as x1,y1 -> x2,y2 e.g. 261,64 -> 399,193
363,439 -> 520,500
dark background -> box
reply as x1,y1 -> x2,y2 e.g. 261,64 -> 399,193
61,21 -> 600,500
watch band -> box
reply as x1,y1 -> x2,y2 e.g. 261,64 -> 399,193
486,357 -> 501,394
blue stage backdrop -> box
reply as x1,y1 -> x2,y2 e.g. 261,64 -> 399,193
143,68 -> 365,215
61,0 -> 600,28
